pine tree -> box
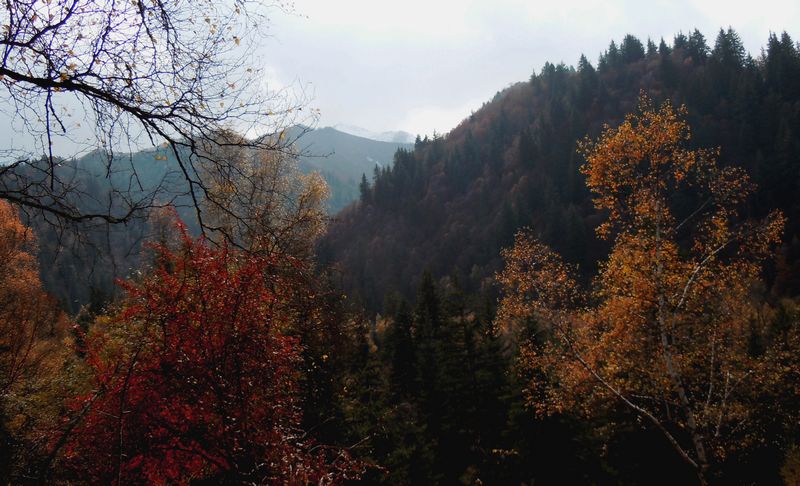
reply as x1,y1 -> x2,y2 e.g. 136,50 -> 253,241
388,299 -> 416,397
647,38 -> 658,57
658,37 -> 672,56
688,29 -> 710,63
413,271 -> 444,417
359,173 -> 371,205
620,34 -> 645,63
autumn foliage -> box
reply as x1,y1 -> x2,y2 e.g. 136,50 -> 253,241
0,201 -> 65,393
497,97 -> 792,484
0,201 -> 69,478
60,222 -> 362,484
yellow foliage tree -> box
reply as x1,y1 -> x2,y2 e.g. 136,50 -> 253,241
197,130 -> 330,261
0,200 -> 69,478
497,97 -> 789,485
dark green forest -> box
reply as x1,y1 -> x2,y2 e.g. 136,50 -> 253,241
322,29 -> 800,312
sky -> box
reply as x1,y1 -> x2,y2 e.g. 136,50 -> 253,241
260,0 -> 800,137
1,0 -> 798,157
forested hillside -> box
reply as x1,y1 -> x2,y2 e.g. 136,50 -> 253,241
21,127 -> 406,312
293,127 -> 412,212
321,29 -> 800,311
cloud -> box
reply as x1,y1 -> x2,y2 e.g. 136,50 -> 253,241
259,0 -> 798,137
294,0 -> 477,43
4,0 -> 797,156
399,97 -> 487,138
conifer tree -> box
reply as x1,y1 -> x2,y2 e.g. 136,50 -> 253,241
359,173 -> 372,205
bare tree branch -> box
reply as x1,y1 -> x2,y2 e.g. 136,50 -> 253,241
1,0 -> 314,240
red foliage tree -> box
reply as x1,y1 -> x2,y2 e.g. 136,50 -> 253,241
60,222 -> 362,484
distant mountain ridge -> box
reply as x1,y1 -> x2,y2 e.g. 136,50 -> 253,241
292,126 -> 413,212
15,125 -> 408,312
333,124 -> 416,144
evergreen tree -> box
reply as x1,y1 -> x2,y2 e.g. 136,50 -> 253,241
647,38 -> 658,57
604,40 -> 621,68
620,34 -> 645,63
658,37 -> 672,56
413,271 -> 444,412
765,32 -> 800,97
674,31 -> 689,50
576,54 -> 598,109
387,299 -> 416,397
712,28 -> 746,68
359,173 -> 372,205
687,28 -> 710,62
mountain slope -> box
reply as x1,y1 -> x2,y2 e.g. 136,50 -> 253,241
320,30 -> 800,311
19,126 -> 407,312
294,127 -> 412,212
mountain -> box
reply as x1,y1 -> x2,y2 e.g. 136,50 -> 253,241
293,126 -> 413,212
320,30 -> 800,311
15,147 -> 194,313
333,124 -> 416,144
18,126 -> 409,312
66,126 -> 411,215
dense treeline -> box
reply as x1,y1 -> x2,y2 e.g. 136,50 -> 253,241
325,263 -> 800,484
321,29 -> 800,311
327,272 -> 610,485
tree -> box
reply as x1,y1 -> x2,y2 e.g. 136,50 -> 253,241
0,0 -> 308,236
647,38 -> 658,57
764,32 -> 800,98
0,200 -> 69,480
386,299 -> 416,397
59,222 -> 363,484
658,37 -> 672,56
359,173 -> 372,206
497,97 -> 788,484
620,34 -> 645,63
576,54 -> 597,109
712,28 -> 746,68
687,29 -> 710,63
414,271 -> 444,411
198,130 -> 329,258
604,40 -> 621,68
0,200 -> 59,397
709,28 -> 746,98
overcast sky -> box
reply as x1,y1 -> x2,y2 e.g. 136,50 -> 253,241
261,0 -> 800,137
2,0 -> 798,157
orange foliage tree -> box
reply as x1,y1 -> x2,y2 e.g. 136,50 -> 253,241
0,200 -> 67,478
59,221 -> 364,484
497,97 -> 789,484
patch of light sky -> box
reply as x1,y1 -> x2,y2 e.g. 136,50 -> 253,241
1,0 -> 797,157
260,0 -> 800,137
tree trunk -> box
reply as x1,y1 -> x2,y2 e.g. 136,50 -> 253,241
655,215 -> 710,484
